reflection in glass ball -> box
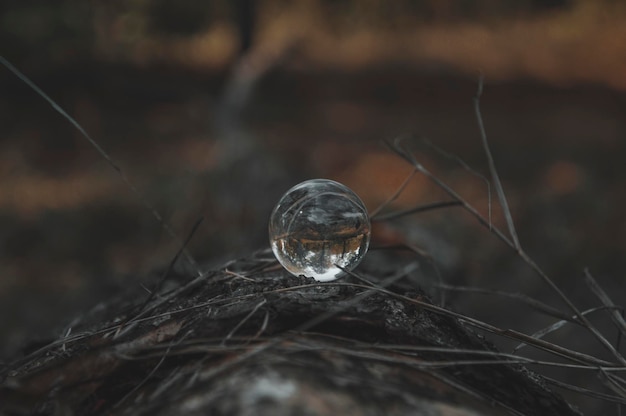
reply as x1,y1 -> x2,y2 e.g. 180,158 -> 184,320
269,179 -> 371,281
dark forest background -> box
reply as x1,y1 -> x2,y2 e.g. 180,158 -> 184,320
1,1 -> 626,412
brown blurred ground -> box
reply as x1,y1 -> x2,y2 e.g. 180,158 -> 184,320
1,1 -> 626,413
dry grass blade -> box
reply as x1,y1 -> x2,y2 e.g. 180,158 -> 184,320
223,299 -> 268,343
372,200 -> 461,222
421,137 -> 493,228
517,256 -> 626,365
513,306 -> 617,353
136,217 -> 205,316
113,334 -> 182,409
543,376 -> 626,405
437,283 -> 572,322
309,342 -> 621,372
473,76 -> 519,248
115,336 -> 577,370
427,370 -> 527,416
599,370 -> 626,400
370,243 -> 446,306
585,269 -> 626,339
0,56 -> 201,276
295,335 -> 625,371
382,138 -> 513,248
369,166 -> 418,218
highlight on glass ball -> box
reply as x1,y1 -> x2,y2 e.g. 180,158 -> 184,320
269,179 -> 371,282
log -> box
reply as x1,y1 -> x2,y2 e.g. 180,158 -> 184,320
0,250 -> 580,415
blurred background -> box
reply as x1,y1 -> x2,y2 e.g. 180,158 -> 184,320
1,0 -> 626,413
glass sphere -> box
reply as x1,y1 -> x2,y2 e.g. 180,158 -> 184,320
269,179 -> 371,281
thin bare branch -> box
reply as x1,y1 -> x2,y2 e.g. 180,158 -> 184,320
372,200 -> 461,222
601,370 -> 626,399
585,269 -> 626,338
421,138 -> 493,228
383,138 -> 513,248
473,75 -> 520,248
369,167 -> 418,217
437,283 -> 572,321
223,299 -> 267,344
384,137 -> 626,366
544,376 -> 626,404
137,217 -> 205,316
514,306 -> 619,353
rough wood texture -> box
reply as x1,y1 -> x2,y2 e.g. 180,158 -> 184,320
0,250 -> 580,415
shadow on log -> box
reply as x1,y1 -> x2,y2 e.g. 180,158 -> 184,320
0,250 -> 580,415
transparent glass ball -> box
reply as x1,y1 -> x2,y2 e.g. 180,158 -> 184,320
269,179 -> 371,282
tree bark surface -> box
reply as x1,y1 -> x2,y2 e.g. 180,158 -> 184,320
0,250 -> 580,416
